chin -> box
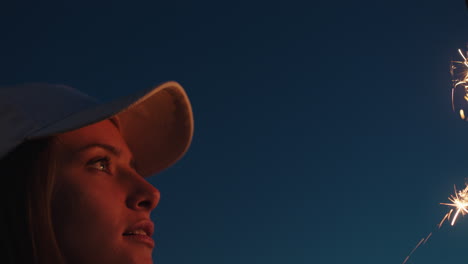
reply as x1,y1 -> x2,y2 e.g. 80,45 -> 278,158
122,251 -> 154,264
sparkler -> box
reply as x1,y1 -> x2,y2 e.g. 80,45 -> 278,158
445,46 -> 468,226
401,184 -> 467,264
451,45 -> 468,120
401,46 -> 468,264
440,184 -> 468,226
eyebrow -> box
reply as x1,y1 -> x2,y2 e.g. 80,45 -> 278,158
75,143 -> 137,172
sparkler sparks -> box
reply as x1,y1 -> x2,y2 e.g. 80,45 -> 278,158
440,184 -> 468,226
401,46 -> 468,264
401,184 -> 468,264
451,46 -> 468,119
445,46 -> 468,226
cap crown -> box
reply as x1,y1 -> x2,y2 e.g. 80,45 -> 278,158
0,84 -> 99,158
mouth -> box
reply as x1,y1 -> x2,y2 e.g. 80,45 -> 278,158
123,220 -> 154,237
123,230 -> 150,236
123,220 -> 155,248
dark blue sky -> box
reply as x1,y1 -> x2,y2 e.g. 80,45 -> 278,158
2,1 -> 468,263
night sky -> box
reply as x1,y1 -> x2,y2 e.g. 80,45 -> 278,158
1,1 -> 468,263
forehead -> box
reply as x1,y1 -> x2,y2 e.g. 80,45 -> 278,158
55,119 -> 130,155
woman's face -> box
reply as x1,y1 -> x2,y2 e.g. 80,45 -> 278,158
51,119 -> 160,264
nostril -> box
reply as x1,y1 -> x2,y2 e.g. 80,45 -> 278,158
138,200 -> 152,209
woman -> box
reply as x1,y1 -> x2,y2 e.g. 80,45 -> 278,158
0,81 -> 194,264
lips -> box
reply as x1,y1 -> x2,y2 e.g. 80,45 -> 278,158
122,220 -> 155,248
123,220 -> 154,237
123,229 -> 148,236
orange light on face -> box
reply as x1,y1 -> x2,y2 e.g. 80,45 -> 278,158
460,109 -> 465,120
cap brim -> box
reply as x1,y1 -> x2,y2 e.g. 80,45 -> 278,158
31,81 -> 194,177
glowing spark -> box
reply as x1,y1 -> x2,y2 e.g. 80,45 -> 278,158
451,46 -> 468,120
440,184 -> 468,226
401,183 -> 467,264
401,46 -> 468,264
437,209 -> 453,228
402,238 -> 425,264
459,48 -> 468,65
423,232 -> 432,245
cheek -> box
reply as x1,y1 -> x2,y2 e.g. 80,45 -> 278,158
52,181 -> 103,231
53,167 -> 123,221
51,173 -> 128,263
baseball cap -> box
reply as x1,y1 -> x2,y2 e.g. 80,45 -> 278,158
0,81 -> 194,177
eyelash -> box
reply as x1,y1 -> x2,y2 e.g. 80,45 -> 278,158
88,156 -> 112,174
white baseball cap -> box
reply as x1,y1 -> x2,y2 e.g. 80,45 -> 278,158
0,81 -> 194,177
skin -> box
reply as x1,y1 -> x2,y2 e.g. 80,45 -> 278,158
51,119 -> 160,264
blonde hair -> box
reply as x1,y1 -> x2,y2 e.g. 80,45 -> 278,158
0,137 -> 65,264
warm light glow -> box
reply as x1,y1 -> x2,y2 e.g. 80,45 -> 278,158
440,184 -> 468,226
437,209 -> 452,228
459,48 -> 468,66
402,46 -> 468,264
402,183 -> 468,264
452,48 -> 468,118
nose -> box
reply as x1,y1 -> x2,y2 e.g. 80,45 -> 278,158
126,174 -> 161,212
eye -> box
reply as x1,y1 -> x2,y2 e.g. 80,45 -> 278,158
88,156 -> 111,173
